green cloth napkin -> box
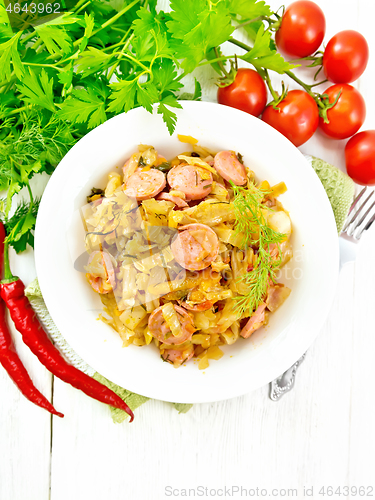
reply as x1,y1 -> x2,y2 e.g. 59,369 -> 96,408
25,156 -> 354,422
304,155 -> 355,233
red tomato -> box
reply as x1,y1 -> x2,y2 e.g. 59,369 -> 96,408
262,90 -> 319,147
319,84 -> 366,140
345,131 -> 375,185
217,68 -> 267,117
323,30 -> 369,83
275,1 -> 326,57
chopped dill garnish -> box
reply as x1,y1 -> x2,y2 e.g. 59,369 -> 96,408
231,182 -> 286,317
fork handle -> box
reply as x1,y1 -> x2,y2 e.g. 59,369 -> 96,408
269,353 -> 306,401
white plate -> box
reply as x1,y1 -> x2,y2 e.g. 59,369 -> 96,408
35,101 -> 339,404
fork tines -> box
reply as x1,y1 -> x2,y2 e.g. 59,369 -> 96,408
342,187 -> 375,240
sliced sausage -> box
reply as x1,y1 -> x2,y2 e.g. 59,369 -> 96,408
171,223 -> 219,271
122,155 -> 139,180
161,346 -> 194,366
214,150 -> 247,186
124,169 -> 166,201
148,305 -> 195,345
240,303 -> 266,339
157,192 -> 189,208
167,164 -> 213,200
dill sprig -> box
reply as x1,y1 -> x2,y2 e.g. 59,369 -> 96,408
0,197 -> 41,253
232,182 -> 286,317
3,197 -> 40,234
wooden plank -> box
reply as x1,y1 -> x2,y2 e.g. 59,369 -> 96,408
347,0 -> 375,488
349,227 -> 375,487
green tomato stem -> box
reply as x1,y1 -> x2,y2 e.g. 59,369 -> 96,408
263,69 -> 279,102
310,79 -> 328,88
234,16 -> 268,29
284,70 -> 325,109
228,37 -> 327,110
214,46 -> 229,77
228,37 -> 252,52
198,55 -> 237,68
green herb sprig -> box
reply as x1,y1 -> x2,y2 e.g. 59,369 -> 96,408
232,183 -> 286,317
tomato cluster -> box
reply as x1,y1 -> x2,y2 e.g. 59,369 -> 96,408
217,1 -> 374,185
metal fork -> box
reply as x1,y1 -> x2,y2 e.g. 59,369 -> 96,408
270,187 -> 375,401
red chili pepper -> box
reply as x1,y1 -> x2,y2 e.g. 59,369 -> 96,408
0,299 -> 64,417
0,277 -> 134,422
0,223 -> 63,417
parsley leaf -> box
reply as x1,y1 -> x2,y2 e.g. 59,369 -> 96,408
33,13 -> 80,56
240,25 -> 297,74
107,79 -> 138,113
20,161 -> 43,185
152,59 -> 183,95
179,78 -> 202,101
57,87 -> 107,129
242,20 -> 264,42
132,7 -> 165,39
76,47 -> 112,78
35,26 -> 72,56
157,95 -> 182,135
0,32 -> 24,81
136,83 -> 159,113
58,62 -> 74,88
167,0 -> 234,73
79,12 -> 96,52
227,0 -> 271,19
0,1 -> 9,24
17,69 -> 56,112
0,24 -> 13,44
